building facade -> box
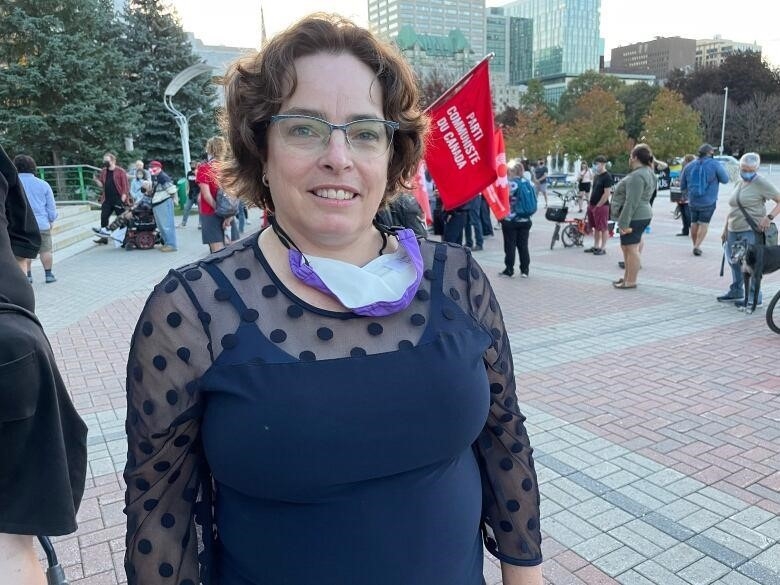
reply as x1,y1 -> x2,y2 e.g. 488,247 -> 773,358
368,0 -> 485,60
696,36 -> 762,68
485,6 -> 531,111
610,36 -> 696,79
501,0 -> 601,103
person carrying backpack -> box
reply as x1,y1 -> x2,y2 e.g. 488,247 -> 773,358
499,160 -> 537,277
680,143 -> 730,256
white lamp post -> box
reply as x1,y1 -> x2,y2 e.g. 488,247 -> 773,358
719,86 -> 729,155
164,63 -> 216,177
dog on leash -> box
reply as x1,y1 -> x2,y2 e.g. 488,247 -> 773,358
742,244 -> 780,313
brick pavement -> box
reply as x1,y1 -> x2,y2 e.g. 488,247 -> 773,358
29,191 -> 780,585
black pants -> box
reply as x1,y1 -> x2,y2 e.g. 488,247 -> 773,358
679,202 -> 691,235
101,200 -> 124,228
501,220 -> 531,275
443,211 -> 468,245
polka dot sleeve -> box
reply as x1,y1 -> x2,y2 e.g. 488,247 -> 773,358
123,271 -> 214,585
466,254 -> 543,566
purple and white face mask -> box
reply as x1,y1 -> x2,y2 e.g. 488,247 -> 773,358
287,228 -> 423,317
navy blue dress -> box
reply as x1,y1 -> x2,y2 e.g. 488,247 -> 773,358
124,236 -> 541,585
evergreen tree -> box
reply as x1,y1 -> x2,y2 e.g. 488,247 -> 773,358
122,0 -> 218,177
0,0 -> 139,165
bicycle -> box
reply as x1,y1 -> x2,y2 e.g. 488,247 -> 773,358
767,288 -> 780,334
546,189 -> 587,250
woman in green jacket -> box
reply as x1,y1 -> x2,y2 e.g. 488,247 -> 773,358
611,143 -> 656,289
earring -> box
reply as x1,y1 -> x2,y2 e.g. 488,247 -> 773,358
262,173 -> 269,187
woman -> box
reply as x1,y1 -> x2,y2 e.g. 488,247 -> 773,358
718,152 -> 780,308
197,136 -> 238,252
576,160 -> 592,212
124,14 -> 542,585
610,143 -> 655,289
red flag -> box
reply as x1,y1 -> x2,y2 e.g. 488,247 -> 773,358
411,163 -> 433,225
482,128 -> 511,220
424,60 -> 496,210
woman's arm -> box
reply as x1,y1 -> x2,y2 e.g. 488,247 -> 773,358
0,534 -> 45,585
618,171 -> 648,230
757,195 -> 780,232
199,183 -> 216,209
501,562 -> 543,585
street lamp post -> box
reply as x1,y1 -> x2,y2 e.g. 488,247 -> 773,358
719,86 -> 729,155
164,63 -> 216,177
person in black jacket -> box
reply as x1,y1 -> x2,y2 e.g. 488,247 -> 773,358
0,144 -> 88,584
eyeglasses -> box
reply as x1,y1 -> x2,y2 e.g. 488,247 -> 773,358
268,114 -> 399,158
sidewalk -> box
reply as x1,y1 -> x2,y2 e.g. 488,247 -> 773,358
32,194 -> 780,585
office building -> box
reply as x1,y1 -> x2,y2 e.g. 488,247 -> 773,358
502,0 -> 601,102
395,25 -> 475,81
696,35 -> 761,68
485,7 -> 532,111
610,37 -> 696,79
368,0 -> 486,60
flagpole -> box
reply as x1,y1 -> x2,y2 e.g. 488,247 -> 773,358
424,53 -> 494,113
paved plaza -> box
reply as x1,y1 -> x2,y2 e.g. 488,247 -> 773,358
31,186 -> 780,585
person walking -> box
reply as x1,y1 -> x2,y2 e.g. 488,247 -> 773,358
14,155 -> 58,283
148,160 -> 178,252
94,153 -> 129,243
499,160 -> 534,278
533,157 -> 548,208
611,144 -> 656,289
718,152 -> 780,309
680,143 -> 729,256
584,155 -> 613,256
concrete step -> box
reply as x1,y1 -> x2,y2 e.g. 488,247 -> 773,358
51,205 -> 102,252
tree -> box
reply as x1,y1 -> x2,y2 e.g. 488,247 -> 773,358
557,71 -> 624,120
617,82 -> 659,141
495,106 -> 519,129
504,106 -> 559,161
122,0 -> 218,176
719,52 -> 780,105
519,79 -> 551,114
728,94 -> 780,155
666,65 -> 721,104
0,0 -> 139,165
641,89 -> 701,161
559,88 -> 627,161
691,92 -> 726,147
416,68 -> 458,110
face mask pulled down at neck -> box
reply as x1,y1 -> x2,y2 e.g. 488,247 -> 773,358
273,221 -> 424,317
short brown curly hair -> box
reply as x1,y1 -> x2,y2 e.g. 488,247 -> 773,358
220,13 -> 429,211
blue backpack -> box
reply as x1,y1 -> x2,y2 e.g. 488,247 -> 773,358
508,177 -> 537,219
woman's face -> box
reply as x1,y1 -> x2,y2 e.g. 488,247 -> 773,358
264,52 -> 390,250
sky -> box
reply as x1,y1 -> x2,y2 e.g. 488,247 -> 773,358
171,0 -> 780,68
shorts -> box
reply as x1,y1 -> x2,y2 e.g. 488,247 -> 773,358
619,219 -> 650,245
201,213 -> 225,245
39,229 -> 53,253
587,204 -> 610,231
535,182 -> 547,194
578,182 -> 591,193
690,204 -> 716,224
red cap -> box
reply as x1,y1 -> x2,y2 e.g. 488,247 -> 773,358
149,160 -> 163,169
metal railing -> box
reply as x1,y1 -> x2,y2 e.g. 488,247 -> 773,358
36,165 -> 103,203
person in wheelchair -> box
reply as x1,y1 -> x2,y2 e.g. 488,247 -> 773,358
92,181 -> 160,249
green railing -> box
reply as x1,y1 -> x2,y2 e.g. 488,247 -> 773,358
37,165 -> 103,203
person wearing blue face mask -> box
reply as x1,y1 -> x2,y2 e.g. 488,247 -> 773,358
718,152 -> 780,309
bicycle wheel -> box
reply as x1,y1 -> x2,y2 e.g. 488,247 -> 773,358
766,289 -> 780,334
550,224 -> 560,250
561,224 -> 579,248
